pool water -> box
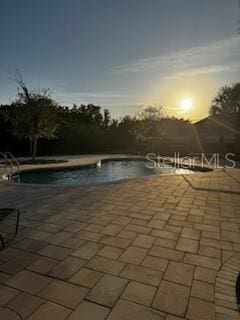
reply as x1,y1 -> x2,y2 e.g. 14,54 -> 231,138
18,160 -> 194,185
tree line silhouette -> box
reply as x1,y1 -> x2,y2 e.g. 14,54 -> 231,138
0,75 -> 239,159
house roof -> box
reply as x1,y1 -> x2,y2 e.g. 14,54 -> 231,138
193,114 -> 239,134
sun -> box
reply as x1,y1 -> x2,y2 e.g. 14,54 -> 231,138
180,98 -> 193,113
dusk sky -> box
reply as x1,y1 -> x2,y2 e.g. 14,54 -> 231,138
0,0 -> 239,121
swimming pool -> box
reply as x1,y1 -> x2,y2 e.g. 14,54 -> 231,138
17,159 -> 194,185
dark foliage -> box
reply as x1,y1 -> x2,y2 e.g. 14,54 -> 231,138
0,102 -> 194,156
1,82 -> 239,157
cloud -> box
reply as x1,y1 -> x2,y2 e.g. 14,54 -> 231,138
166,64 -> 237,80
54,91 -> 127,99
53,91 -> 144,107
110,36 -> 240,78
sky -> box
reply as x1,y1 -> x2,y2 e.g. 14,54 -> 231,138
0,0 -> 239,121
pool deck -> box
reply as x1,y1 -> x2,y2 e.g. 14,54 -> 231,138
0,155 -> 240,320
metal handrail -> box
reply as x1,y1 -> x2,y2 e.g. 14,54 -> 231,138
5,151 -> 20,182
5,152 -> 20,182
0,152 -> 13,179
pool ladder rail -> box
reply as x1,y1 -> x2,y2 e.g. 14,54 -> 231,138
0,152 -> 20,182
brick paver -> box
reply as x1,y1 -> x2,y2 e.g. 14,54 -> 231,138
5,270 -> 52,294
153,280 -> 190,317
7,292 -> 44,319
67,300 -> 110,320
27,301 -> 71,320
0,165 -> 240,319
87,274 -> 128,307
122,280 -> 156,306
38,279 -> 88,308
163,261 -> 194,286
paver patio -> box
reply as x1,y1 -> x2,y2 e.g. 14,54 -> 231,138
0,161 -> 240,319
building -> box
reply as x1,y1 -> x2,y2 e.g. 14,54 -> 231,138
193,115 -> 239,153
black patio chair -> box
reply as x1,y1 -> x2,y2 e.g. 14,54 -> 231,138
0,208 -> 20,249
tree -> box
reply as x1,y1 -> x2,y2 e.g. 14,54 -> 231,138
72,104 -> 103,125
102,109 -> 111,128
135,105 -> 164,151
137,105 -> 163,121
210,83 -> 240,152
210,83 -> 240,115
5,72 -> 59,160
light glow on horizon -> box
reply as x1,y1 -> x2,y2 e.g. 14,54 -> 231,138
180,98 -> 193,113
